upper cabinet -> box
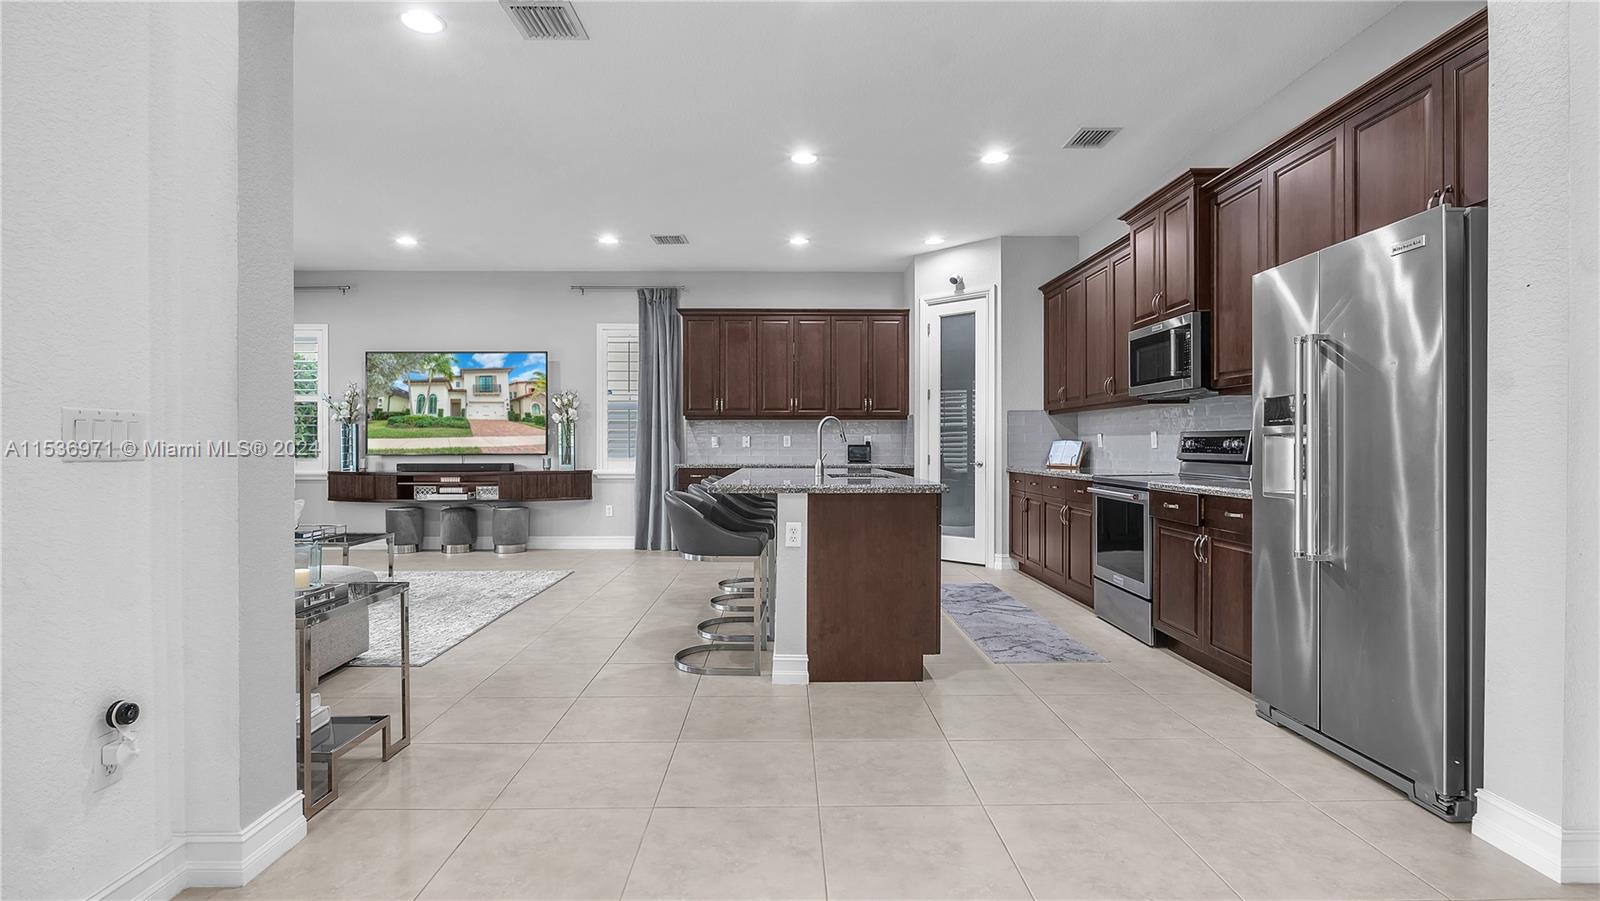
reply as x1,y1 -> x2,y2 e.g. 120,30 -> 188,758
1040,235 -> 1140,414
1203,10 -> 1486,393
682,309 -> 909,420
1121,169 -> 1225,329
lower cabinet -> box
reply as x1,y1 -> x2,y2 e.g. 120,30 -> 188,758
1152,490 -> 1253,688
1008,474 -> 1093,607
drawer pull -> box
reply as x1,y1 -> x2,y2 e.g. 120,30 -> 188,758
1224,511 -> 1245,519
1162,502 -> 1180,510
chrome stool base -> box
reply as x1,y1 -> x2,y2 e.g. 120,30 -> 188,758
393,544 -> 419,555
698,615 -> 754,643
675,643 -> 758,677
494,543 -> 527,555
441,543 -> 473,555
710,590 -> 754,613
719,576 -> 755,590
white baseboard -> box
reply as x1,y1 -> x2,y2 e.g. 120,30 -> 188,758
989,554 -> 1018,570
770,653 -> 809,685
1473,789 -> 1600,884
92,793 -> 306,900
415,535 -> 634,552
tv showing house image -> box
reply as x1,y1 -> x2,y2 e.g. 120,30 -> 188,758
365,352 -> 548,455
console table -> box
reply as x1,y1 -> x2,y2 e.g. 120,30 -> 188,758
326,470 -> 592,503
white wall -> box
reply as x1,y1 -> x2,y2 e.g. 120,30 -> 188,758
293,269 -> 904,543
1,3 -> 299,898
1077,1 -> 1487,251
1475,0 -> 1599,883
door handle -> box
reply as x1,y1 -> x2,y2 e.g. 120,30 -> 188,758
1294,333 -> 1332,562
1426,188 -> 1443,209
1192,533 -> 1204,562
1059,505 -> 1067,525
1087,486 -> 1141,501
1198,533 -> 1210,563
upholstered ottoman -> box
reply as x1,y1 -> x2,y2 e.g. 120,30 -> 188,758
385,505 -> 423,554
493,506 -> 530,555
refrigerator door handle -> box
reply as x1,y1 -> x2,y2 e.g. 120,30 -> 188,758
1303,333 -> 1333,563
1292,334 -> 1308,559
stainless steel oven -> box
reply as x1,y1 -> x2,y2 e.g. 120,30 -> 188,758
1088,482 -> 1155,645
1128,311 -> 1210,400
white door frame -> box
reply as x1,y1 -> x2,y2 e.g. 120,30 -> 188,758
917,287 -> 997,565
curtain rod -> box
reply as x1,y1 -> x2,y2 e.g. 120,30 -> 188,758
569,285 -> 685,296
295,285 -> 352,295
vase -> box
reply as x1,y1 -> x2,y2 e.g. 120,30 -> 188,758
556,418 -> 576,470
339,422 -> 359,472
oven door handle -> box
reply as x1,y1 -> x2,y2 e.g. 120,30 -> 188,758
1087,486 -> 1142,502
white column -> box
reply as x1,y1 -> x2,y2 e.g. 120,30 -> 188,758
769,493 -> 810,683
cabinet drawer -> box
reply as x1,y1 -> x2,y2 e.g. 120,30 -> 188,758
1151,489 -> 1200,525
1036,477 -> 1070,502
1063,479 -> 1091,507
1009,474 -> 1028,494
1203,495 -> 1252,534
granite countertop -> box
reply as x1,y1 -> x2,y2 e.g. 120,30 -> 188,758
1146,479 -> 1253,500
678,461 -> 914,470
1006,466 -> 1095,481
703,466 -> 946,495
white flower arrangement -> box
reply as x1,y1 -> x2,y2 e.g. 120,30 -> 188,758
323,382 -> 364,425
549,390 -> 581,423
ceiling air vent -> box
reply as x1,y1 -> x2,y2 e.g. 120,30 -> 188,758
500,1 -> 588,40
1063,127 -> 1122,149
650,234 -> 689,246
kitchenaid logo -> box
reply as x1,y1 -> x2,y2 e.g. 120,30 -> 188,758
1390,235 -> 1427,256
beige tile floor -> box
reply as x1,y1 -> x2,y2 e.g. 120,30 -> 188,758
183,549 -> 1587,901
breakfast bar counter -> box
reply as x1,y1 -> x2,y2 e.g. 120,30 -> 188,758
705,467 -> 944,683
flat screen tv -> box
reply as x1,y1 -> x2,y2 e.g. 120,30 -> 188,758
365,352 -> 548,456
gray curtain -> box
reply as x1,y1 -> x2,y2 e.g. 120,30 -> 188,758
635,287 -> 682,549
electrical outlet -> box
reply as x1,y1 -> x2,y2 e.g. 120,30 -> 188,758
784,522 -> 802,548
710,436 -> 719,448
863,435 -> 874,444
782,435 -> 791,448
741,435 -> 751,448
93,729 -> 124,792
1096,433 -> 1104,448
604,505 -> 613,517
1150,430 -> 1159,449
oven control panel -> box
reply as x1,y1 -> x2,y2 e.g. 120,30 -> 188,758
1176,430 -> 1252,464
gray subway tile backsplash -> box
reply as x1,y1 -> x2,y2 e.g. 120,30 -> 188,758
1006,396 -> 1251,474
683,419 -> 912,466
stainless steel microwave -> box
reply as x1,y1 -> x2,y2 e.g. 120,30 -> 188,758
1128,311 -> 1211,400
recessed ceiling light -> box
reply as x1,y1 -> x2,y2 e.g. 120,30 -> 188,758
789,235 -> 810,246
924,235 -> 946,246
400,10 -> 446,34
789,150 -> 819,165
394,234 -> 419,247
980,149 -> 1010,165
597,233 -> 620,245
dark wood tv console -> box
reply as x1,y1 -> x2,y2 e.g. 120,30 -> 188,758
326,470 -> 593,503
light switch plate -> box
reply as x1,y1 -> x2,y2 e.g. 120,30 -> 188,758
782,435 -> 791,448
784,522 -> 802,547
710,436 -> 719,448
59,407 -> 146,462
1149,430 -> 1159,449
1096,433 -> 1104,448
741,435 -> 751,448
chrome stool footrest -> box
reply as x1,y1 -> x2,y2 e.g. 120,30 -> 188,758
674,643 -> 758,677
718,576 -> 755,590
697,615 -> 754,643
710,590 -> 754,613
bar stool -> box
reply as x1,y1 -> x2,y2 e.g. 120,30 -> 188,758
492,506 -> 530,555
700,476 -> 767,595
666,491 -> 769,676
679,489 -> 770,628
439,506 -> 477,555
385,506 -> 423,554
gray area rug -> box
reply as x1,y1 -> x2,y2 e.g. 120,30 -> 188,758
941,582 -> 1106,663
350,569 -> 571,666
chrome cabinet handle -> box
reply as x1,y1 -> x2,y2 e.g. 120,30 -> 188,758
1441,184 -> 1455,205
1198,534 -> 1210,563
1162,502 -> 1180,510
1059,505 -> 1067,525
1426,189 -> 1443,209
1224,511 -> 1244,519
1192,533 -> 1204,562
1103,376 -> 1114,394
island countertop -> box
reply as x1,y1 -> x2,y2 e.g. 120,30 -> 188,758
702,466 -> 945,495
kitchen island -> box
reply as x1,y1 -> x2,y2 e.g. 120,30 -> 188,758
704,467 -> 945,683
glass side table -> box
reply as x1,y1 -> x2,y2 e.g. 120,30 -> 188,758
295,580 -> 411,819
296,524 -> 397,578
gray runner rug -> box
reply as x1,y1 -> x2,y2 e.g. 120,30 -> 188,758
941,582 -> 1106,663
350,569 -> 571,666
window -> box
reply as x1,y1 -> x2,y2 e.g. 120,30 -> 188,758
428,394 -> 438,415
293,324 -> 329,476
475,375 -> 496,394
596,323 -> 640,475
416,394 -> 425,413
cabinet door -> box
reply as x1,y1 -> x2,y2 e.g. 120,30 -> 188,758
1212,174 -> 1266,390
830,316 -> 869,416
1066,504 -> 1095,599
1043,285 -> 1067,410
794,314 -> 832,415
1270,128 -> 1344,265
755,315 -> 795,415
1443,39 -> 1488,208
1129,213 -> 1162,326
1345,68 -> 1443,237
1205,530 -> 1253,670
1009,491 -> 1029,561
866,314 -> 908,416
1160,193 -> 1194,315
1025,494 -> 1047,568
1154,521 -> 1204,644
1082,265 -> 1115,403
682,315 -> 722,416
1062,278 -> 1087,406
1111,247 -> 1135,398
718,316 -> 758,416
1043,502 -> 1069,585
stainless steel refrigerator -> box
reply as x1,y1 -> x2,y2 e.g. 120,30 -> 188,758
1252,206 -> 1485,821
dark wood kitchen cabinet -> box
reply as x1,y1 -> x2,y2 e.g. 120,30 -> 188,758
1008,473 -> 1094,607
682,309 -> 908,420
1152,490 -> 1254,688
1039,235 -> 1138,414
1346,67 -> 1444,237
1210,172 -> 1267,392
1442,38 -> 1489,209
1121,168 -> 1225,329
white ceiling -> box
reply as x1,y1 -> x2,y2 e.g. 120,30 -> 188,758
294,1 -> 1397,272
